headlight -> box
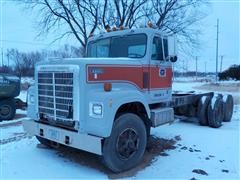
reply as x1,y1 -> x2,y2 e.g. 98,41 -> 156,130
89,102 -> 103,118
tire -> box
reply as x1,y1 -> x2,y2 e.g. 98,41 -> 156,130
197,96 -> 211,126
0,98 -> 16,120
222,94 -> 234,122
207,97 -> 224,128
36,136 -> 52,147
102,113 -> 147,173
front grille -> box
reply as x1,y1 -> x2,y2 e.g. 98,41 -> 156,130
38,72 -> 74,125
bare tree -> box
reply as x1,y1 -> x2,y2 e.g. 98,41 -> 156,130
21,0 -> 101,48
21,0 -> 208,55
48,44 -> 84,58
147,0 -> 208,52
102,0 -> 148,28
7,49 -> 43,76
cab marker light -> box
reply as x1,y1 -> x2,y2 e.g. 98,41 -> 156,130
104,83 -> 112,92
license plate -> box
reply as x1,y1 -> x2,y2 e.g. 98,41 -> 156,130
48,129 -> 59,140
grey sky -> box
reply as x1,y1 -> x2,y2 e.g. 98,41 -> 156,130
0,0 -> 239,72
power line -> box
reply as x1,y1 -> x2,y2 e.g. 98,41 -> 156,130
0,39 -> 50,46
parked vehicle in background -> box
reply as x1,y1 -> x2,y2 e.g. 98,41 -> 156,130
0,74 -> 26,121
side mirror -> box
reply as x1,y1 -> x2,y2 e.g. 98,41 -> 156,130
170,55 -> 177,63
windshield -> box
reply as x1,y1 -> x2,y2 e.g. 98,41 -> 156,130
87,34 -> 147,58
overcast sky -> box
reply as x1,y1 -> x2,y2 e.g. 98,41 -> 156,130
0,0 -> 239,72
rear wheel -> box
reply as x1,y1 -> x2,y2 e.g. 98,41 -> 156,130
0,98 -> 16,120
197,96 -> 211,126
222,94 -> 234,122
208,97 -> 224,128
102,113 -> 147,172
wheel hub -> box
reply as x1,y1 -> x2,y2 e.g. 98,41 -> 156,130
0,105 -> 11,116
116,128 -> 139,159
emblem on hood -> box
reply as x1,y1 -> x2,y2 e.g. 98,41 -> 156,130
90,67 -> 104,79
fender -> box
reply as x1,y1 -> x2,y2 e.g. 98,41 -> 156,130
84,88 -> 151,138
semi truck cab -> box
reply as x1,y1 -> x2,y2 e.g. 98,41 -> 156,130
24,27 -> 219,172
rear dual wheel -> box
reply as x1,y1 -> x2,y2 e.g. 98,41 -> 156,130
207,96 -> 224,128
222,94 -> 234,122
197,96 -> 211,126
197,94 -> 233,128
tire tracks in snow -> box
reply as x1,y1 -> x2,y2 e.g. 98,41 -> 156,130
0,117 -> 31,145
0,132 -> 32,145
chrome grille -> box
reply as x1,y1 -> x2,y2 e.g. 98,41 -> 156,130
38,72 -> 74,122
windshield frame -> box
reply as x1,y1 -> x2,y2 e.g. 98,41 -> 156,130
86,33 -> 148,59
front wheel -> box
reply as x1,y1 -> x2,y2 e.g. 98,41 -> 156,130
102,113 -> 147,173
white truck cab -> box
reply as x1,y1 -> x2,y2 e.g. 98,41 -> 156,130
23,27 -> 180,172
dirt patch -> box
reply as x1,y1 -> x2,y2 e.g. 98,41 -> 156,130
222,169 -> 229,173
53,135 -> 179,179
192,169 -> 208,176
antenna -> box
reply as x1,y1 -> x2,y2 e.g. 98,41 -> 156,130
215,19 -> 219,82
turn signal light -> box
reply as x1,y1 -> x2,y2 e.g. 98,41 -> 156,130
104,83 -> 112,92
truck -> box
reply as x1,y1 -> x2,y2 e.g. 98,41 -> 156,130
0,74 -> 26,121
23,27 -> 234,172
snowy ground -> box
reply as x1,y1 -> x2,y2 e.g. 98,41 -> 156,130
0,81 -> 239,179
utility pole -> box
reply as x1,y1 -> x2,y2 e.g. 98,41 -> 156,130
205,61 -> 207,77
7,53 -> 9,67
195,56 -> 198,80
1,47 -> 3,67
215,19 -> 219,82
220,55 -> 224,72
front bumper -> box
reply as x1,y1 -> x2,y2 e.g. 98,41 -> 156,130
23,120 -> 102,155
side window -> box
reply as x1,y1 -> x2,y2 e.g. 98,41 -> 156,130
128,45 -> 146,57
87,38 -> 110,57
152,37 -> 164,60
163,38 -> 169,59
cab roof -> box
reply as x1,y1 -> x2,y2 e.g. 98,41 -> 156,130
88,27 -> 167,42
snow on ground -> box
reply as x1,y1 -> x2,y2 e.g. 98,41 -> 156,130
1,138 -> 106,179
0,81 -> 239,179
146,106 -> 240,179
173,81 -> 203,92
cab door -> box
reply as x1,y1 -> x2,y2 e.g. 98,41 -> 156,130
149,36 -> 172,103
